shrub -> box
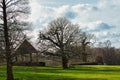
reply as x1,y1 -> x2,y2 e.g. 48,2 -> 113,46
95,55 -> 103,64
72,62 -> 98,65
13,62 -> 46,66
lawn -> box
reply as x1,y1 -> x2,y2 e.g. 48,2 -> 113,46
0,65 -> 120,80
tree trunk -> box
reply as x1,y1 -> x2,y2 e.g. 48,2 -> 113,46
82,52 -> 87,62
60,47 -> 69,69
3,0 -> 14,80
6,56 -> 14,80
82,45 -> 87,62
62,55 -> 69,69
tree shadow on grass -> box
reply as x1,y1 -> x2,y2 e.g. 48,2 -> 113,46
55,78 -> 107,80
15,72 -> 107,80
13,66 -> 111,80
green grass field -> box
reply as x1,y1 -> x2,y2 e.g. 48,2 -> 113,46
0,65 -> 120,80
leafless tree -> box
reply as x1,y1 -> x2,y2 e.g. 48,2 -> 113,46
0,0 -> 29,80
102,40 -> 116,64
98,40 -> 117,65
38,17 -> 81,69
80,32 -> 96,62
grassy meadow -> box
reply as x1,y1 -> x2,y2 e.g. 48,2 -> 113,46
0,65 -> 120,80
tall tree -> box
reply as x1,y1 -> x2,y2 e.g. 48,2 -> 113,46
38,17 -> 81,69
80,32 -> 96,62
0,0 -> 29,80
100,40 -> 116,64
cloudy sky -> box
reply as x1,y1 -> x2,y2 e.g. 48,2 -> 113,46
28,0 -> 120,48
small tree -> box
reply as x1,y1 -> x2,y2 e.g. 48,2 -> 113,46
38,17 -> 81,69
0,0 -> 29,80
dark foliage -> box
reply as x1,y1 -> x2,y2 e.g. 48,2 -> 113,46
13,62 -> 45,66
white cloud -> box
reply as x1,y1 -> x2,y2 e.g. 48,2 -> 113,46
29,2 -> 99,26
55,5 -> 70,17
87,21 -> 113,31
98,0 -> 120,9
29,2 -> 55,23
87,21 -> 103,30
28,0 -> 120,47
25,29 -> 39,44
72,4 -> 98,13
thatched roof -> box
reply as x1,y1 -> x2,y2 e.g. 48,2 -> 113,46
16,39 -> 37,54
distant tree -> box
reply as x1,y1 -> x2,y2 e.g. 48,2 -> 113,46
98,40 -> 117,65
80,32 -> 96,62
0,0 -> 29,80
116,49 -> 120,64
103,40 -> 117,64
38,17 -> 81,69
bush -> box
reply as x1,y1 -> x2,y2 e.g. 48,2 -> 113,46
95,55 -> 103,64
72,62 -> 98,65
13,62 -> 46,66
